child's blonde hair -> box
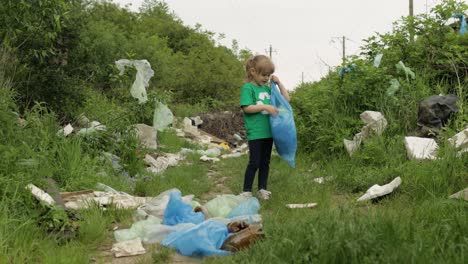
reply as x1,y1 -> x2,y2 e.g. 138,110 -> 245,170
245,55 -> 275,82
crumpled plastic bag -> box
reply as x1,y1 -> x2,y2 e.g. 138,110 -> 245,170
270,81 -> 297,167
203,195 -> 247,218
395,61 -> 415,80
114,216 -> 162,242
227,198 -> 260,218
137,188 -> 194,219
163,191 -> 205,226
115,59 -> 154,104
161,219 -> 231,256
153,101 -> 174,131
386,78 -> 400,96
452,13 -> 466,35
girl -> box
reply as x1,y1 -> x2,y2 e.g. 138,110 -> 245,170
239,55 -> 290,200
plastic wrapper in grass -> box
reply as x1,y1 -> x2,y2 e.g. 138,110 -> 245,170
270,80 -> 297,167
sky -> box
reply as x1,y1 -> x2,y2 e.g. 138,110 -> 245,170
113,0 -> 440,89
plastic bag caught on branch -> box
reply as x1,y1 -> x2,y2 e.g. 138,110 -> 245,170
115,59 -> 154,104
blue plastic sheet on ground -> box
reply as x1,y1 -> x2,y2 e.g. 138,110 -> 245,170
227,197 -> 260,218
163,191 -> 205,226
452,13 -> 466,36
161,219 -> 231,256
270,81 -> 297,168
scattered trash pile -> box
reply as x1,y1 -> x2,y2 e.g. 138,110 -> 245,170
198,111 -> 246,147
175,114 -> 249,162
110,189 -> 264,257
341,94 -> 466,202
26,183 -> 265,258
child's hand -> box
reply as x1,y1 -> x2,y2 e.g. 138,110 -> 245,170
264,105 -> 279,116
271,75 -> 281,84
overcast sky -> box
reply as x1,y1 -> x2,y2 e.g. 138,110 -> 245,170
113,0 -> 440,89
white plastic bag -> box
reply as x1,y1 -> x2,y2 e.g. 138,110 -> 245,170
153,101 -> 174,131
115,59 -> 154,104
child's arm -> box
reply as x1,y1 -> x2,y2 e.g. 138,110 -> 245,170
271,75 -> 290,102
242,105 -> 278,116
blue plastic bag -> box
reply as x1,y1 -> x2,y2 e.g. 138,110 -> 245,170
163,191 -> 205,226
227,197 -> 260,218
161,219 -> 231,256
270,81 -> 297,167
452,13 -> 466,36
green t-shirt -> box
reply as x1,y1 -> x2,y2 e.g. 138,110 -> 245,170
240,82 -> 272,140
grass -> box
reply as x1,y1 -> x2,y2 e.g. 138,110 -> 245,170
0,111 -> 466,263
1,52 -> 466,263
203,144 -> 467,263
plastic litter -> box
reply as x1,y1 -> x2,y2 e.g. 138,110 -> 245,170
448,128 -> 468,156
449,188 -> 468,201
197,148 -> 221,157
417,94 -> 460,136
200,155 -> 220,162
452,13 -> 466,35
395,61 -> 415,80
135,124 -> 158,150
227,198 -> 260,218
161,219 -> 231,256
204,195 -> 247,218
136,188 -> 194,220
344,111 -> 387,155
163,191 -> 205,226
183,117 -> 200,136
77,121 -> 106,135
26,184 -> 56,206
373,53 -> 383,68
153,101 -> 174,131
387,78 -> 400,96
269,81 -> 297,167
286,203 -> 317,209
114,216 -> 162,242
111,238 -> 146,257
404,136 -> 438,160
190,116 -> 204,127
221,152 -> 242,159
357,177 -> 402,201
144,153 -> 182,174
115,59 -> 154,104
338,64 -> 357,77
58,124 -> 73,136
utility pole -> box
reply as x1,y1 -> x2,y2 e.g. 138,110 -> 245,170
301,72 -> 304,85
409,0 -> 414,42
342,36 -> 346,65
265,44 -> 276,59
409,0 -> 414,17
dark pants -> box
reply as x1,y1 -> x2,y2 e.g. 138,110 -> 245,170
243,138 -> 273,192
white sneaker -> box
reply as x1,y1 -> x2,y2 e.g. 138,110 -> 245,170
240,191 -> 253,198
257,189 -> 272,200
